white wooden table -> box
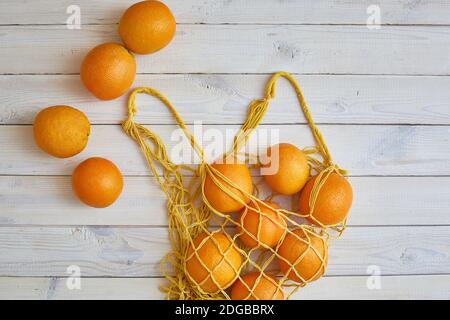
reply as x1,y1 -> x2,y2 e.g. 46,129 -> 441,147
0,0 -> 449,300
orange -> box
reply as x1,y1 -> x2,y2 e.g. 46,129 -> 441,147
33,105 -> 90,158
237,200 -> 286,249
118,0 -> 176,54
299,172 -> 353,226
263,143 -> 309,195
72,157 -> 123,208
185,232 -> 243,294
277,228 -> 328,283
231,272 -> 284,300
204,162 -> 253,213
80,43 -> 136,100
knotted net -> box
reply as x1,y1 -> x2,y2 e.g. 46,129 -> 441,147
122,71 -> 349,300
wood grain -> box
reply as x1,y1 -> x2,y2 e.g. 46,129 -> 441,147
1,0 -> 449,25
2,25 -> 450,75
1,176 -> 449,226
1,0 -> 449,301
0,226 -> 448,277
1,74 -> 449,125
0,124 -> 448,176
1,275 -> 448,300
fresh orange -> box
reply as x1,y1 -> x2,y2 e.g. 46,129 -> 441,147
299,172 -> 353,226
262,143 -> 309,195
237,200 -> 286,249
185,232 -> 243,294
33,105 -> 90,158
80,43 -> 136,100
231,272 -> 284,300
118,0 -> 176,54
72,157 -> 123,208
277,228 -> 328,283
204,162 -> 253,213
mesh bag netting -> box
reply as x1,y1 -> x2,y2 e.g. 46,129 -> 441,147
122,71 -> 350,300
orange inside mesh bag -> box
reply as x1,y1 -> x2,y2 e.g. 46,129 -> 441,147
122,71 -> 352,300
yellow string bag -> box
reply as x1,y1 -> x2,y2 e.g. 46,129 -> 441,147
122,71 -> 351,300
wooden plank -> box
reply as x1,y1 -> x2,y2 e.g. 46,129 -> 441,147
1,176 -> 449,226
0,277 -> 162,300
293,275 -> 450,300
1,275 -> 448,300
2,74 -> 450,125
1,0 -> 450,25
0,176 -> 166,226
0,124 -> 448,176
0,226 -> 448,277
2,25 -> 450,75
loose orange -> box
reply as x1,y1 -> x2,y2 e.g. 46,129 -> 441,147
33,105 -> 90,158
231,272 -> 284,300
80,43 -> 136,100
204,162 -> 253,213
118,0 -> 176,54
72,157 -> 123,208
299,172 -> 353,226
277,228 -> 328,283
185,232 -> 243,294
237,200 -> 286,249
263,143 -> 309,195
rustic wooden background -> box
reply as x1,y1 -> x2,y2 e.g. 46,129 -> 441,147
0,0 -> 449,299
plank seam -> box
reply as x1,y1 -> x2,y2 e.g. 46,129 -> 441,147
0,273 -> 448,279
0,224 -> 448,228
3,73 -> 450,77
2,123 -> 450,126
2,23 -> 450,27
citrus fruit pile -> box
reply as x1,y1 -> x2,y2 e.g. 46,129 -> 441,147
121,71 -> 354,300
33,1 -> 176,208
183,143 -> 352,299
